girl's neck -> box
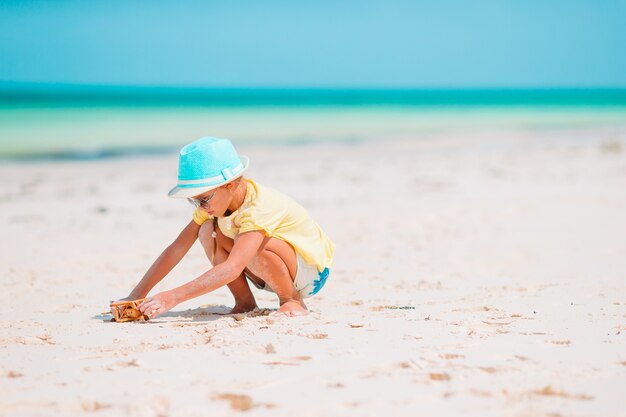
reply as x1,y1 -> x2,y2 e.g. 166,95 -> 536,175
227,180 -> 247,214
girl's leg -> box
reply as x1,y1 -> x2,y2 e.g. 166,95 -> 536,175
198,221 -> 257,313
199,220 -> 307,316
239,235 -> 308,317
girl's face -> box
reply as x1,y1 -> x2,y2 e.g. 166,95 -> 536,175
189,184 -> 233,217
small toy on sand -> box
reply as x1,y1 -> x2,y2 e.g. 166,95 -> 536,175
109,298 -> 149,322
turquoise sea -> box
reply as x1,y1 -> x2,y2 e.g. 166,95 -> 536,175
1,84 -> 625,160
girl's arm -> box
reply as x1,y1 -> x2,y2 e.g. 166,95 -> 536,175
126,220 -> 200,299
138,231 -> 266,318
169,230 -> 265,303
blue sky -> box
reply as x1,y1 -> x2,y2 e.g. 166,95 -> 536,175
1,0 -> 625,88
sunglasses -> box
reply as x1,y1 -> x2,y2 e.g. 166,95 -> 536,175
187,191 -> 216,208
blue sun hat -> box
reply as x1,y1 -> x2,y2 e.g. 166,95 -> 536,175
168,137 -> 249,198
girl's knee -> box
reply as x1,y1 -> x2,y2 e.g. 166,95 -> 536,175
198,221 -> 215,247
247,249 -> 292,281
198,221 -> 220,263
199,220 -> 235,265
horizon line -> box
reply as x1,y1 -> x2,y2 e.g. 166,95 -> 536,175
2,81 -> 626,92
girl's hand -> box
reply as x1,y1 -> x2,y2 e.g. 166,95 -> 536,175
138,291 -> 179,319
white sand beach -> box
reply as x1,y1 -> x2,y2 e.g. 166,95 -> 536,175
1,126 -> 625,417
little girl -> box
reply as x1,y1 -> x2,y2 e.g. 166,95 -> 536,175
119,137 -> 335,318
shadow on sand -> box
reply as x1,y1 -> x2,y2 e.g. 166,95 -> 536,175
93,304 -> 275,323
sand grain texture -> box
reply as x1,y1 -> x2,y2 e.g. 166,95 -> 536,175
1,129 -> 625,417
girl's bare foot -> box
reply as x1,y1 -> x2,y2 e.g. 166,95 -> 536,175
276,300 -> 308,317
229,301 -> 258,314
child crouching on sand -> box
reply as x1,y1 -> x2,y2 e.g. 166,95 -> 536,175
117,137 -> 335,318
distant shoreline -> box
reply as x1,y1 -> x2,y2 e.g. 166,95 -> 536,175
1,83 -> 626,107
1,88 -> 625,162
